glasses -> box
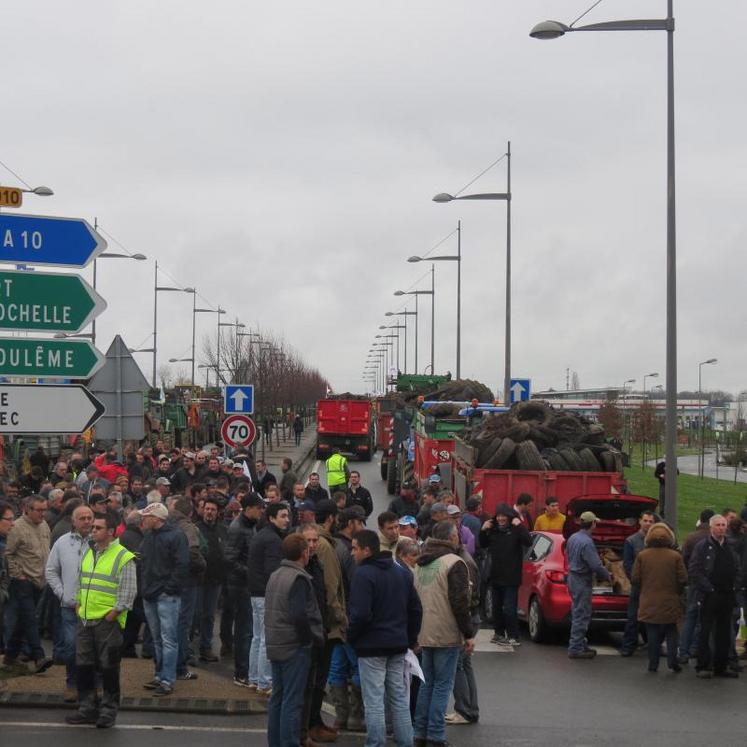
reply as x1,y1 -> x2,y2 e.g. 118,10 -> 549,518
91,525 -> 107,531
27,506 -> 45,513
0,514 -> 13,522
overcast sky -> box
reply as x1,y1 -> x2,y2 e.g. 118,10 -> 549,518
3,1 -> 745,398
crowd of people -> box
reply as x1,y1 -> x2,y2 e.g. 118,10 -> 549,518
0,441 -> 746,744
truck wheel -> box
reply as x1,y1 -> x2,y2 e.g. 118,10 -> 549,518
527,596 -> 548,643
514,401 -> 553,426
483,437 -> 516,469
578,447 -> 600,472
386,457 -> 397,495
516,441 -> 545,471
559,447 -> 584,471
380,457 -> 388,481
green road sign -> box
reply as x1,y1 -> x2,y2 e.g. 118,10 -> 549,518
0,269 -> 107,333
0,338 -> 104,379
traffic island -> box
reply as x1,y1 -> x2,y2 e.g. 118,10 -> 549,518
0,658 -> 268,715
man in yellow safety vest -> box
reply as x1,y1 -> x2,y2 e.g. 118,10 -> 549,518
65,510 -> 136,729
325,448 -> 350,497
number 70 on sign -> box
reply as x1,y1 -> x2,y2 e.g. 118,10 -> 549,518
221,414 -> 257,448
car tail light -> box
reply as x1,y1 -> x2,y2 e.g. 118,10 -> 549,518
358,445 -> 369,451
545,570 -> 566,584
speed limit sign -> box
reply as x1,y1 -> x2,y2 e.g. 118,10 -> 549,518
221,414 -> 257,449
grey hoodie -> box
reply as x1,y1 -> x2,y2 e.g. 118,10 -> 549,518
45,531 -> 90,608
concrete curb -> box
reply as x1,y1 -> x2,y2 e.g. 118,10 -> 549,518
0,689 -> 268,715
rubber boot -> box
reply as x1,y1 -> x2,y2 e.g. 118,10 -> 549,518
328,684 -> 349,730
347,685 -> 365,732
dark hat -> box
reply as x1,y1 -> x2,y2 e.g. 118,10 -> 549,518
240,492 -> 264,510
89,493 -> 109,504
340,505 -> 366,524
314,499 -> 338,520
466,497 -> 482,512
297,501 -> 317,513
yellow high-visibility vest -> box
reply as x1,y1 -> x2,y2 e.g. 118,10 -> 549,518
326,453 -> 348,488
78,540 -> 134,629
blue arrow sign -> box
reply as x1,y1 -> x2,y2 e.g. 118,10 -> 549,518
509,378 -> 531,404
0,213 -> 107,268
224,384 -> 254,414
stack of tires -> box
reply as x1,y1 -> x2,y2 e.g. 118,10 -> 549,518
463,401 -> 623,472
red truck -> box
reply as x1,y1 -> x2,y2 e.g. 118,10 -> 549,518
452,436 -> 627,519
316,399 -> 374,461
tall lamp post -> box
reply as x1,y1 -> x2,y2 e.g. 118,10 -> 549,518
376,333 -> 399,372
373,341 -> 393,389
698,358 -> 718,478
395,274 -> 435,375
530,2 -> 678,523
379,324 -> 406,374
434,144 -> 511,397
408,220 -> 462,377
642,372 -> 660,468
385,310 -> 416,374
193,300 -> 224,387
153,259 -> 194,388
217,317 -> 245,384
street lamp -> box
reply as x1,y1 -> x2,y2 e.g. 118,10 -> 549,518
53,332 -> 94,340
376,333 -> 399,373
380,324 -> 406,374
698,358 -> 718,478
385,310 -> 416,374
434,147 -> 510,396
409,221 -> 462,377
395,270 -> 435,375
642,372 -> 660,468
153,259 -> 194,388
530,3 -> 678,523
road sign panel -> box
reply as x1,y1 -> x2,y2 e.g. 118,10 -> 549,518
0,337 -> 104,379
0,384 -> 104,433
0,187 -> 22,208
224,384 -> 254,414
509,378 -> 531,404
221,414 -> 257,449
0,269 -> 107,333
0,213 -> 107,268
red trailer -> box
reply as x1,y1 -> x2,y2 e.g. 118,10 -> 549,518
452,437 -> 627,518
316,399 -> 374,461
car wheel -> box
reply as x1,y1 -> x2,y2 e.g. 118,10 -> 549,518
527,596 -> 548,643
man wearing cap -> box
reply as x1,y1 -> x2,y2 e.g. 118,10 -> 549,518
64,510 -> 136,728
170,452 -> 200,494
398,515 -> 419,541
388,482 -> 420,519
447,504 -> 475,557
421,502 -> 448,542
138,502 -> 190,696
77,464 -> 110,501
325,448 -> 350,498
296,501 -> 317,527
345,471 -> 373,518
155,476 -> 171,501
565,511 -> 611,659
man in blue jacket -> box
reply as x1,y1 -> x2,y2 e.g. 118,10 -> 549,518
348,529 -> 422,747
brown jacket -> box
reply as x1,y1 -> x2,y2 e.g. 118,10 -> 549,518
317,527 -> 347,641
632,523 -> 687,624
5,515 -> 51,589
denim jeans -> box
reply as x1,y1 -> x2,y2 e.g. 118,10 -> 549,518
491,584 -> 519,639
621,585 -> 642,653
3,579 -> 45,661
198,583 -> 222,652
679,587 -> 699,658
177,586 -> 198,675
567,573 -> 593,654
249,596 -> 271,689
358,653 -> 412,747
452,649 -> 479,722
229,586 -> 253,679
59,606 -> 79,687
143,593 -> 181,686
327,642 -> 360,688
645,623 -> 679,671
267,646 -> 311,747
413,646 -> 460,743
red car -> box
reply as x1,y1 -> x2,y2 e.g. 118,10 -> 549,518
517,493 -> 659,642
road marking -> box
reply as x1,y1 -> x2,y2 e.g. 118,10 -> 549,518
313,459 -> 321,474
593,645 -> 620,656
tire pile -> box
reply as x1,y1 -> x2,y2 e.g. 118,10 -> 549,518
462,401 -> 623,473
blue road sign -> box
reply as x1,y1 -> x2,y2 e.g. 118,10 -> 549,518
509,378 -> 531,404
224,384 -> 254,414
0,213 -> 107,268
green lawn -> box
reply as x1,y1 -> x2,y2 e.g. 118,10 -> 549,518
624,465 -> 747,538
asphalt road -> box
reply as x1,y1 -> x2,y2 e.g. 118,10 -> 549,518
3,452 -> 745,745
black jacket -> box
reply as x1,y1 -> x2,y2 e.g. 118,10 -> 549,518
479,521 -> 532,586
304,485 -> 329,504
346,486 -> 373,517
197,519 -> 228,584
247,523 -> 285,596
140,521 -> 190,601
253,471 -> 277,495
388,496 -> 420,519
224,513 -> 259,588
688,534 -> 743,601
307,554 -> 329,635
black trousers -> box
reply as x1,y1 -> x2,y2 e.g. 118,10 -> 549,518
75,619 -> 123,723
309,637 -> 338,727
696,591 -> 735,673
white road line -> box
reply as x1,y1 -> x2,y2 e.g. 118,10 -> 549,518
313,460 -> 321,475
0,722 -> 261,733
